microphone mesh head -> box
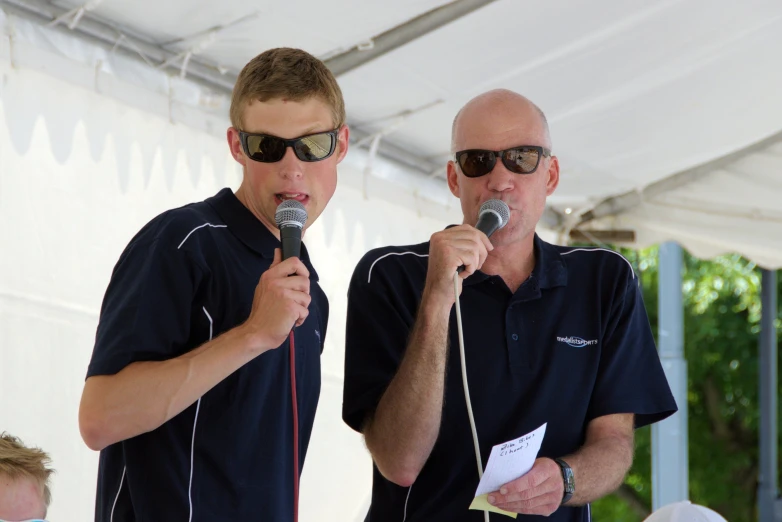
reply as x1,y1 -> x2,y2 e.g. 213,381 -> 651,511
275,200 -> 308,229
479,199 -> 510,228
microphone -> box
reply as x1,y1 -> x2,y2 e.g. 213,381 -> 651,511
275,200 -> 308,260
474,199 -> 510,238
457,199 -> 511,273
274,199 -> 309,522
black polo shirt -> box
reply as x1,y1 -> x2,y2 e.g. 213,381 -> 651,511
342,233 -> 676,522
87,188 -> 328,521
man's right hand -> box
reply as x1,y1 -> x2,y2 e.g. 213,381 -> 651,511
244,248 -> 311,351
423,225 -> 493,305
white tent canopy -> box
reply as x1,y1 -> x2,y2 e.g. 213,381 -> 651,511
4,0 -> 781,265
1,1 -> 781,520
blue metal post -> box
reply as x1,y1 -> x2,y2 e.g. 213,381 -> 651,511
652,242 -> 689,509
758,269 -> 780,522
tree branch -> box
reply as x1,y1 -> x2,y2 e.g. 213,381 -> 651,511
702,375 -> 756,454
702,375 -> 733,445
612,484 -> 651,520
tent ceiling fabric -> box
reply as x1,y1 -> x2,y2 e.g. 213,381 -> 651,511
586,131 -> 782,268
51,0 -> 453,66
9,0 -> 782,266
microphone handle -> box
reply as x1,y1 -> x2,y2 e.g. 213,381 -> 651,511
456,212 -> 502,273
280,226 -> 302,261
475,212 -> 502,238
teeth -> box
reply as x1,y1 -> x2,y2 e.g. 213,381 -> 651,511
280,193 -> 302,199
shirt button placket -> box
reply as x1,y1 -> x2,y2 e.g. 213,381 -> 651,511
506,304 -> 522,371
507,302 -> 531,373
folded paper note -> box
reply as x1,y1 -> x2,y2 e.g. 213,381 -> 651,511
468,423 -> 547,519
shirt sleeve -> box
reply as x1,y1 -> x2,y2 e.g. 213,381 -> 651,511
587,273 -> 678,428
341,260 -> 416,433
87,237 -> 204,378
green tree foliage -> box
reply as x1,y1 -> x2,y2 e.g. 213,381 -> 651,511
589,247 -> 781,522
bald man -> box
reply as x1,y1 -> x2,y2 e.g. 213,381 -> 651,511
342,89 -> 677,521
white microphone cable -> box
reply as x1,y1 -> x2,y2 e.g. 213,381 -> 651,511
451,199 -> 509,522
454,271 -> 490,522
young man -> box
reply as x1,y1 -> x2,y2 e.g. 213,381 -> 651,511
79,48 -> 349,521
342,89 -> 676,521
0,433 -> 55,521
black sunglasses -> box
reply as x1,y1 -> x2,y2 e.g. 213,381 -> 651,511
238,129 -> 339,163
454,145 -> 551,178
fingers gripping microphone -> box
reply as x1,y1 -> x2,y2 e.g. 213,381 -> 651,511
275,200 -> 308,260
457,199 -> 511,273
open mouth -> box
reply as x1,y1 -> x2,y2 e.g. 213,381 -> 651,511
275,193 -> 309,205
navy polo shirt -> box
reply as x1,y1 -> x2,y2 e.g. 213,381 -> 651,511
87,188 -> 328,521
342,233 -> 677,522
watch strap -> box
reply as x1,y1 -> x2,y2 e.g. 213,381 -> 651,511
554,458 -> 575,505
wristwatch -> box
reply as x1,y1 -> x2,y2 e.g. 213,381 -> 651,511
554,458 -> 575,504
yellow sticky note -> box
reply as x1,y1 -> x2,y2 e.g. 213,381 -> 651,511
469,494 -> 518,518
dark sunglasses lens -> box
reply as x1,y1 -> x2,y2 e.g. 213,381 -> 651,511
458,150 -> 495,178
294,132 -> 335,162
503,147 -> 540,174
244,135 -> 286,162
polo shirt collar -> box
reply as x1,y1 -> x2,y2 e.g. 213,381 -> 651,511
206,188 -> 319,280
535,234 -> 568,290
463,232 -> 568,292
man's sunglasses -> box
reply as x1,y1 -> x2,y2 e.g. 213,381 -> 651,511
454,145 -> 551,178
238,129 -> 339,163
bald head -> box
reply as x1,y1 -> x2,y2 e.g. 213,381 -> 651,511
451,89 -> 551,153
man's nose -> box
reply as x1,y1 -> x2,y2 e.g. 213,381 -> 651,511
485,158 -> 515,191
278,147 -> 304,180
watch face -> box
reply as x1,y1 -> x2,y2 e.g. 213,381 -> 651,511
556,459 -> 575,505
557,459 -> 576,493
564,468 -> 575,493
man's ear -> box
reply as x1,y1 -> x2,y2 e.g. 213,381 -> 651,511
335,125 -> 350,164
227,127 -> 247,166
546,155 -> 560,195
447,160 -> 460,198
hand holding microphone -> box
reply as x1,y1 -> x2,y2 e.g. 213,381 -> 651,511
244,200 -> 312,351
423,199 -> 510,304
457,199 -> 510,274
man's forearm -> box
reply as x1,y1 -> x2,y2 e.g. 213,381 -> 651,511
79,324 -> 266,451
364,293 -> 452,487
562,430 -> 634,505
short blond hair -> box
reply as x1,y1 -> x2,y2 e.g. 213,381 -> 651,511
230,47 -> 346,130
0,433 -> 54,511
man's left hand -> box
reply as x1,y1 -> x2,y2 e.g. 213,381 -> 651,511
487,457 -> 564,516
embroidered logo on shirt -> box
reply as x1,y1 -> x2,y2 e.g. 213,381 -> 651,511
557,336 -> 598,348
